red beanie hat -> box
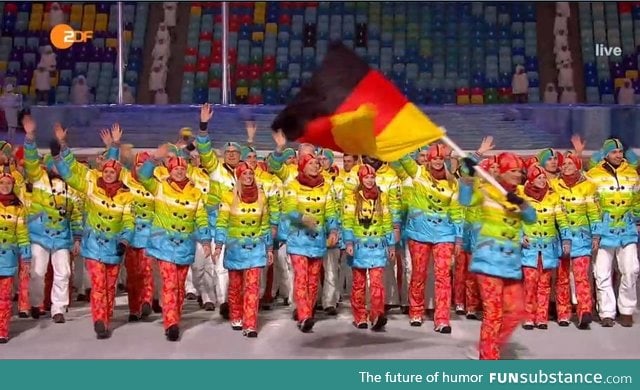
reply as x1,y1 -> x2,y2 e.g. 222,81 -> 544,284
135,151 -> 151,165
479,156 -> 496,171
497,152 -> 523,175
235,161 -> 254,179
427,144 -> 446,161
358,164 -> 376,181
102,159 -> 122,176
166,157 -> 188,172
527,164 -> 546,183
298,153 -> 316,173
564,151 -> 582,170
524,156 -> 539,171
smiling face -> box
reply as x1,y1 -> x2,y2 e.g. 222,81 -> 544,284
361,174 -> 376,189
170,165 -> 187,182
240,169 -> 254,186
0,176 -> 13,195
532,173 -> 547,189
102,167 -> 118,184
606,149 -> 624,166
304,158 -> 321,177
430,156 -> 445,170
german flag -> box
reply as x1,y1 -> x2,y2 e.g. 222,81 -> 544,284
271,42 -> 445,162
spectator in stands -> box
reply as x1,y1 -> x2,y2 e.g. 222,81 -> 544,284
556,46 -> 572,69
38,45 -> 57,73
512,65 -> 529,104
70,76 -> 91,105
554,10 -> 568,36
558,62 -> 574,89
122,84 -> 135,104
149,63 -> 167,94
49,2 -> 66,29
556,2 -> 570,18
35,67 -> 51,105
163,2 -> 177,39
152,38 -> 171,65
559,86 -> 577,104
543,83 -> 558,104
617,79 -> 635,105
156,22 -> 171,44
553,29 -> 568,55
155,89 -> 169,105
0,84 -> 22,143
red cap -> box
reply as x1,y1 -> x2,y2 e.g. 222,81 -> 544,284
235,161 -> 254,179
102,159 -> 122,176
479,156 -> 497,171
358,164 -> 376,181
427,144 -> 446,161
497,152 -> 523,175
298,153 -> 316,173
135,151 -> 151,165
564,151 -> 582,170
166,157 -> 188,172
527,164 -> 546,183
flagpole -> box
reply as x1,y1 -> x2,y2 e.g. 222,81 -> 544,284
440,133 -> 508,195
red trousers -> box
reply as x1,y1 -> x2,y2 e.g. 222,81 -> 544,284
291,255 -> 323,322
18,259 -> 31,313
85,259 -> 119,328
407,240 -> 454,325
262,264 -> 274,301
0,276 -> 12,339
453,251 -> 481,312
556,256 -> 593,321
523,255 -> 552,325
351,267 -> 385,324
124,247 -> 154,316
477,274 -> 525,360
228,268 -> 261,330
157,260 -> 189,330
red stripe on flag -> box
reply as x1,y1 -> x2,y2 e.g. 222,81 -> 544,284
335,71 -> 408,137
297,115 -> 343,152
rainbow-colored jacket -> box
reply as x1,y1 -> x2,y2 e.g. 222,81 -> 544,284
137,160 -> 210,265
23,140 -> 83,251
459,181 -> 536,279
281,179 -> 339,258
0,200 -> 31,276
553,177 -> 601,258
394,156 -> 463,244
55,147 -> 134,264
586,160 -> 640,248
215,190 -> 272,270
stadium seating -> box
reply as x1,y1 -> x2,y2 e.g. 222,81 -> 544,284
579,2 -> 640,103
0,2 -> 147,104
181,2 -> 539,105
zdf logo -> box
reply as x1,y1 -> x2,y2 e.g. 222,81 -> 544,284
50,24 -> 93,50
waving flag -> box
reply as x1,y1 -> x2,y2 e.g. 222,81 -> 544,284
271,42 -> 445,161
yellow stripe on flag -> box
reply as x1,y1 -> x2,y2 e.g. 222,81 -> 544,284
374,103 -> 445,161
330,104 -> 378,157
